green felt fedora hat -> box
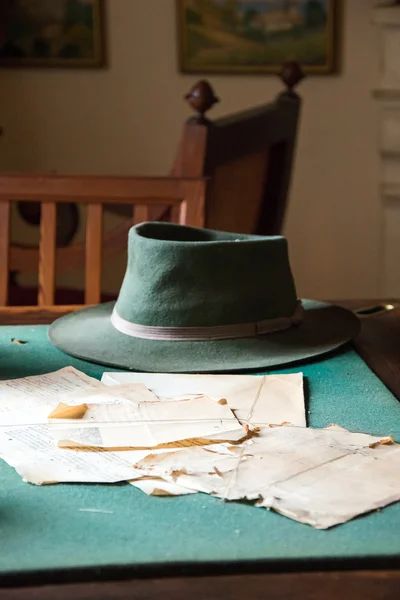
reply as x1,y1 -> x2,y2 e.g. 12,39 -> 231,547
49,222 -> 360,373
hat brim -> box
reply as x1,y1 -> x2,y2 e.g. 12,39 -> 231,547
48,300 -> 360,373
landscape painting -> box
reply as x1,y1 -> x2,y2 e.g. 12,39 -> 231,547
178,0 -> 339,74
0,0 -> 105,68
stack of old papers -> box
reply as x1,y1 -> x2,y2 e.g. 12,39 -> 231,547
0,366 -> 399,529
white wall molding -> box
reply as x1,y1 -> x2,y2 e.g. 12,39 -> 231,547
373,3 -> 400,296
383,182 -> 400,198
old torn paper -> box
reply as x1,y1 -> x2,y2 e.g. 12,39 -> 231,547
47,384 -> 161,420
130,478 -> 197,496
0,370 -> 244,484
48,403 -> 89,420
0,423 -> 142,484
0,367 -> 103,427
258,442 -> 400,529
0,420 -> 215,486
50,395 -> 248,448
0,370 -> 164,484
128,442 -> 237,496
132,425 -> 400,528
101,372 -> 306,428
51,384 -> 161,408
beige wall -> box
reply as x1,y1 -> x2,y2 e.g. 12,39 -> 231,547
0,0 -> 381,299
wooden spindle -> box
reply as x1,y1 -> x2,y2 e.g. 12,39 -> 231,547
133,205 -> 150,225
85,203 -> 103,305
0,200 -> 10,306
170,201 -> 181,224
38,202 -> 56,306
178,201 -> 188,225
180,181 -> 205,227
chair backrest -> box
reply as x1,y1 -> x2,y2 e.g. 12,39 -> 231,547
171,61 -> 304,235
0,174 -> 205,323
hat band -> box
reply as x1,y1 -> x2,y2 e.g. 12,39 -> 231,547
110,302 -> 303,342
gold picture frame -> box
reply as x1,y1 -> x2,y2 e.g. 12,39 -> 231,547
0,0 -> 105,69
177,0 -> 341,75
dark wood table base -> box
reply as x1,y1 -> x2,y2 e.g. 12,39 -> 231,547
352,309 -> 400,401
2,570 -> 400,600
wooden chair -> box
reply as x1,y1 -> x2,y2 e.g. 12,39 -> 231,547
0,175 -> 205,324
107,60 -> 304,235
3,60 -> 303,310
171,60 -> 304,235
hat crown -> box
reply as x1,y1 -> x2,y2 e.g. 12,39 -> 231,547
115,223 -> 298,328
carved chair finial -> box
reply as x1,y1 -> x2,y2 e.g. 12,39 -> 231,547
184,80 -> 219,121
279,60 -> 305,94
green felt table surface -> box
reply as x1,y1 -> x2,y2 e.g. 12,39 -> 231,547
0,325 -> 400,585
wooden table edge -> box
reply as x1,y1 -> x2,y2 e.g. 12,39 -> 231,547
1,568 -> 400,600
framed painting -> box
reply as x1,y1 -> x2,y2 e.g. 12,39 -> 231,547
0,0 -> 105,68
177,0 -> 341,75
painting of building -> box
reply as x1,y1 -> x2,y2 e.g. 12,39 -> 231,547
178,0 -> 339,74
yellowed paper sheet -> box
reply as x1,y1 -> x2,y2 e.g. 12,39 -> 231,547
132,425 -> 400,527
258,442 -> 400,528
129,478 -> 197,496
0,373 -> 192,484
50,395 -> 247,448
0,367 -> 103,427
48,403 -> 88,419
57,384 -> 160,407
101,372 -> 306,428
47,385 -> 160,424
0,424 -> 141,484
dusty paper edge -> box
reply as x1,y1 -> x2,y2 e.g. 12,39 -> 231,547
48,403 -> 88,420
